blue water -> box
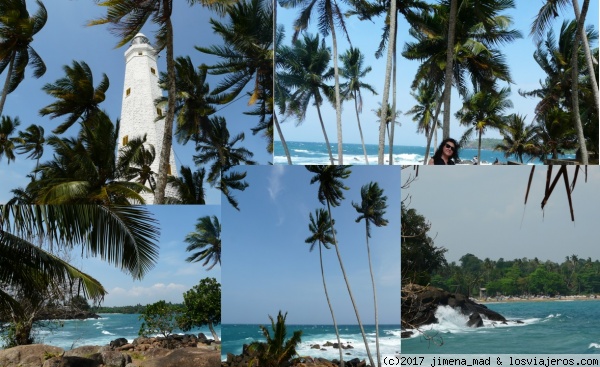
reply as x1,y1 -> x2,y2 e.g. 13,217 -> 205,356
402,300 -> 600,354
273,141 -> 575,165
222,324 -> 400,361
20,313 -> 220,350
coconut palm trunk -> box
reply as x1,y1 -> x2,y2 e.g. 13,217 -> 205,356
364,224 -> 381,367
442,0 -> 457,140
571,23 -> 589,164
388,19 -> 398,166
319,242 -> 344,367
353,95 -> 369,164
273,2 -> 292,165
274,114 -> 292,164
330,21 -> 344,165
572,0 -> 599,114
316,103 -> 335,164
154,15 -> 176,204
477,127 -> 483,165
378,0 -> 397,164
326,201 -> 375,367
0,57 -> 15,117
423,94 -> 444,163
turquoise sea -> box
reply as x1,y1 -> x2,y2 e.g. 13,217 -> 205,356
221,324 -> 400,361
10,313 -> 220,351
273,141 -> 575,165
402,300 -> 600,354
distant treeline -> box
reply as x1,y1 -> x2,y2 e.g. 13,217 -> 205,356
461,138 -> 503,151
92,303 -> 183,314
431,254 -> 600,297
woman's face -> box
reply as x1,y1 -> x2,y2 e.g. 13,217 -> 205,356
442,141 -> 456,158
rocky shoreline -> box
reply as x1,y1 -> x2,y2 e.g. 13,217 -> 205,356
0,334 -> 220,367
401,284 -> 520,338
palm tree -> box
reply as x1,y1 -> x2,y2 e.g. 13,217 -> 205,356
196,0 -> 274,152
158,56 -> 218,145
38,60 -> 109,134
456,86 -> 512,164
118,134 -> 157,191
26,113 -> 149,204
248,311 -> 303,367
185,215 -> 221,270
0,115 -> 21,164
352,182 -> 388,367
305,208 -> 344,367
339,47 -> 377,165
374,103 -> 401,160
165,166 -> 206,204
495,114 -> 540,163
534,106 -> 578,160
531,0 -> 598,116
0,0 -> 47,117
306,165 -> 375,367
277,33 -> 335,164
274,24 -> 293,165
193,116 -> 255,210
16,124 -> 45,172
280,0 -> 350,164
90,0 -> 228,204
405,81 -> 440,147
0,204 -> 160,345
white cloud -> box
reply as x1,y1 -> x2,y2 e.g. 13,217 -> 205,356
267,165 -> 285,201
104,283 -> 187,306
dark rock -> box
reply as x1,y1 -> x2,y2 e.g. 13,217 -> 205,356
323,341 -> 334,347
42,356 -> 100,367
311,344 -> 321,349
467,312 -> 484,328
109,338 -> 129,349
401,331 -> 413,338
0,344 -> 64,367
100,350 -> 127,367
141,347 -> 220,367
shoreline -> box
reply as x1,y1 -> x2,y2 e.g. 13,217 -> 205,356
477,295 -> 599,304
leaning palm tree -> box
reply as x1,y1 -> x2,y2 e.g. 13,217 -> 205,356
352,182 -> 388,367
405,81 -> 440,148
339,47 -> 378,165
0,115 -> 22,164
185,215 -> 221,271
280,0 -> 350,164
305,165 -> 375,367
277,32 -> 335,164
165,166 -> 206,204
38,60 -> 109,134
16,124 -> 45,173
0,204 -> 160,345
196,0 -> 274,152
305,208 -> 344,367
0,0 -> 47,117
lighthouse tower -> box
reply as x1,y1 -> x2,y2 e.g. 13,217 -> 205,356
118,33 -> 178,204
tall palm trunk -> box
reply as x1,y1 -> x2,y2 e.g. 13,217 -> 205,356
423,94 -> 444,163
316,102 -> 335,164
154,11 -> 176,204
330,19 -> 344,165
319,242 -> 344,367
353,94 -> 369,164
388,20 -> 398,166
572,0 -> 599,115
327,201 -> 374,367
364,223 -> 381,367
571,21 -> 589,165
378,0 -> 397,164
477,127 -> 482,165
0,55 -> 15,117
442,0 -> 457,140
274,114 -> 292,164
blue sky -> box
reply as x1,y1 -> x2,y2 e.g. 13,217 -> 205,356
75,205 -> 221,307
402,165 -> 600,264
222,165 -> 400,325
275,0 -> 599,147
0,0 -> 271,204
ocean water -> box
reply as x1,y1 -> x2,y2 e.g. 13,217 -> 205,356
16,313 -> 220,350
402,300 -> 600,354
273,141 -> 575,165
221,324 -> 400,361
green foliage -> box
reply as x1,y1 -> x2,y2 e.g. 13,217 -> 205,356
138,300 -> 181,338
70,295 -> 91,311
248,311 -> 302,367
93,304 -> 147,314
178,278 -> 221,339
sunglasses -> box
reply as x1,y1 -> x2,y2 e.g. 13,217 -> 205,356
444,143 -> 455,152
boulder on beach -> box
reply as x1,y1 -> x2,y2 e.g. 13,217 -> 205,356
0,344 -> 64,367
140,347 -> 220,367
467,312 -> 484,328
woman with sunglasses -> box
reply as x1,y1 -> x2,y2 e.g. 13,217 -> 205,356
428,138 -> 460,165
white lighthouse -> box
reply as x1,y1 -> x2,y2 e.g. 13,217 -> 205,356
118,33 -> 178,204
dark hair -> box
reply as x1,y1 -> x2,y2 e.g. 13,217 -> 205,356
432,138 -> 460,162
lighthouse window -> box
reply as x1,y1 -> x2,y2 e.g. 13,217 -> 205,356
156,108 -> 162,116
138,52 -> 143,55
126,88 -> 131,97
123,135 -> 129,145
151,67 -> 156,75
167,164 -> 172,175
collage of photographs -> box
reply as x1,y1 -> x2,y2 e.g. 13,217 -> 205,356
0,0 -> 599,367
